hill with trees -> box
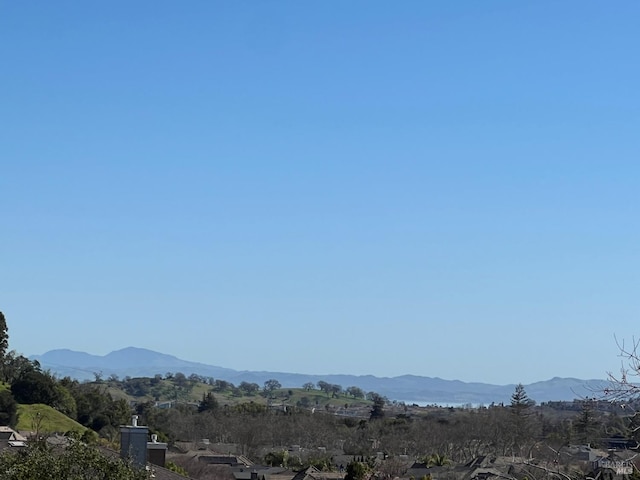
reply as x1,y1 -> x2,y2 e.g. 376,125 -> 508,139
32,347 -> 604,404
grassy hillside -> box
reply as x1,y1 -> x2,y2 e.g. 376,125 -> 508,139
5,377 -> 373,439
16,404 -> 88,435
99,376 -> 373,413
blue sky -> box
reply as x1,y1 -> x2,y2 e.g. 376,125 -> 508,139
2,1 -> 639,385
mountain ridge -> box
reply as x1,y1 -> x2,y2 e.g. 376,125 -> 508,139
31,347 -> 606,404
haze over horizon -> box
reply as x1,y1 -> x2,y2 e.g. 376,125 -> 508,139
2,1 -> 639,386
31,345 -> 611,387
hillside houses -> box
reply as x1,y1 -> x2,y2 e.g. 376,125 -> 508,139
3,423 -> 640,480
159,440 -> 640,480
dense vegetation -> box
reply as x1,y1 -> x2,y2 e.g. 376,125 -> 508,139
0,436 -> 148,479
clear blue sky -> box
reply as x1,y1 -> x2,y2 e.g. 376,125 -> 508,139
2,1 -> 639,385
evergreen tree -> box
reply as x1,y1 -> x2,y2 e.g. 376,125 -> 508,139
574,398 -> 599,446
510,383 -> 535,411
509,383 -> 535,454
0,390 -> 18,428
369,393 -> 386,420
198,392 -> 219,413
0,312 -> 8,360
0,311 -> 8,381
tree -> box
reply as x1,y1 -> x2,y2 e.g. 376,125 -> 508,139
212,379 -> 232,392
369,393 -> 386,420
346,386 -> 365,399
573,398 -> 599,445
69,382 -> 130,433
11,370 -> 58,406
509,383 -> 535,454
302,382 -> 315,391
0,311 -> 10,383
3,350 -> 38,385
330,384 -> 343,398
345,461 -> 370,480
53,383 -> 78,418
199,392 -> 219,413
317,381 -> 331,396
0,438 -> 149,479
0,390 -> 18,428
511,383 -> 535,411
264,449 -> 289,467
426,453 -> 451,467
239,381 -> 260,396
172,372 -> 189,388
605,337 -> 640,401
263,379 -> 282,396
0,311 -> 8,365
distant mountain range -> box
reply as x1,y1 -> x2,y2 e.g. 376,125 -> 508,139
31,347 -> 607,405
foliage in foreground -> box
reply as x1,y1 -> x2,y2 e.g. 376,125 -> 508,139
0,439 -> 149,480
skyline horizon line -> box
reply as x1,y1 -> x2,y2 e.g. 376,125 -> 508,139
30,344 -> 612,386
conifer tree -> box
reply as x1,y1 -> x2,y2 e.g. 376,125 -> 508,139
0,312 -> 8,359
510,383 -> 535,455
198,392 -> 219,413
0,311 -> 9,382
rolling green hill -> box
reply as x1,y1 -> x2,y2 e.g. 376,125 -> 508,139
16,404 -> 88,435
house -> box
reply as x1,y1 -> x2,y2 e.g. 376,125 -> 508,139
0,426 -> 27,451
290,465 -> 345,480
150,464 -> 200,480
164,452 -> 293,480
404,457 -> 519,480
